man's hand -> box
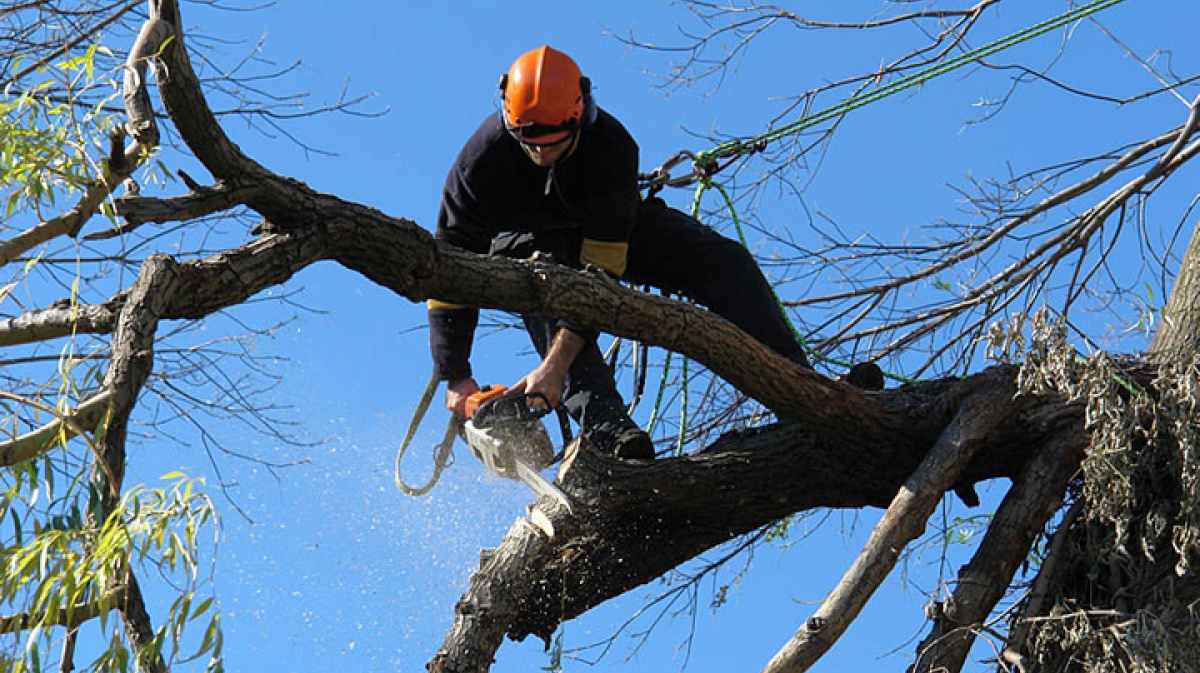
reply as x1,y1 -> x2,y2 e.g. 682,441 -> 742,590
513,329 -> 586,411
446,377 -> 481,417
512,363 -> 567,411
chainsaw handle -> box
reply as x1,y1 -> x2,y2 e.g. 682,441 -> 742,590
518,392 -> 555,419
471,389 -> 554,426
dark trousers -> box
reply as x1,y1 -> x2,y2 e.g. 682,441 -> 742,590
510,197 -> 807,451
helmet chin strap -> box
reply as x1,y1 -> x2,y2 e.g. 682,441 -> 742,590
559,128 -> 582,163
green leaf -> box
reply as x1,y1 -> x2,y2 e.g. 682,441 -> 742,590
191,596 -> 215,621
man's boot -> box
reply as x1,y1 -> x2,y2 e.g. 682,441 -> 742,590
613,428 -> 655,460
842,362 -> 885,390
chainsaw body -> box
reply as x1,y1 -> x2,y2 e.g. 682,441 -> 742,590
462,386 -> 572,512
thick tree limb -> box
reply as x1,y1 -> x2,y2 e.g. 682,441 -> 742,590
910,424 -> 1086,673
90,254 -> 181,673
760,385 -> 1014,673
149,0 -> 273,186
422,245 -> 887,436
428,369 -> 1083,672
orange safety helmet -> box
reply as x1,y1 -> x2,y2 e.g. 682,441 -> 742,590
499,46 -> 595,144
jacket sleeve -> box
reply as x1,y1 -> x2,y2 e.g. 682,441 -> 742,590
428,204 -> 489,381
428,300 -> 479,381
427,128 -> 499,381
577,115 -> 640,277
579,184 -> 639,276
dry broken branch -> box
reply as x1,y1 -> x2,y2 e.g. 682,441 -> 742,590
760,384 -> 1014,673
910,423 -> 1085,673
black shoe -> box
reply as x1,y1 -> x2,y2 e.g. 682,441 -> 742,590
613,428 -> 655,460
842,362 -> 884,390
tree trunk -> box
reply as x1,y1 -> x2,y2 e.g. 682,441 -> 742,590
999,221 -> 1200,670
1151,220 -> 1200,358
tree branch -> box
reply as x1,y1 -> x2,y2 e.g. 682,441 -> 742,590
910,423 -> 1086,673
760,384 -> 1015,673
0,299 -> 121,347
97,179 -> 264,238
149,0 -> 272,185
427,367 -> 1084,672
89,253 -> 182,673
0,587 -> 123,634
0,390 -> 114,467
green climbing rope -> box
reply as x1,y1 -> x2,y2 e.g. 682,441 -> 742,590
692,0 -> 1132,170
641,0 -> 1130,436
679,0 -> 1130,383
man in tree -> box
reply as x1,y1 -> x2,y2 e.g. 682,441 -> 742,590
429,45 -> 822,459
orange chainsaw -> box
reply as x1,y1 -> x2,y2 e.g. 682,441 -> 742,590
460,385 -> 573,512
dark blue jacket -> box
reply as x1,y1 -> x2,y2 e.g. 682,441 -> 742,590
429,109 -> 640,381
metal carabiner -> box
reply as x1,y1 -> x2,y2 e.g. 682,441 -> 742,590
640,150 -> 701,194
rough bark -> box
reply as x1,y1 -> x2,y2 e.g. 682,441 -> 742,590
17,2 -> 1155,671
91,255 -> 179,673
427,368 -> 1086,673
1150,220 -> 1200,359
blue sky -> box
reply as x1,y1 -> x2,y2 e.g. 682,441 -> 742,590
91,1 -> 1200,671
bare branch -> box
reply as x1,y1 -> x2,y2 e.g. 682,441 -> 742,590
1,0 -> 143,89
0,389 -> 113,467
760,384 -> 1012,673
911,427 -> 1085,673
791,128 -> 1180,310
95,179 -> 263,237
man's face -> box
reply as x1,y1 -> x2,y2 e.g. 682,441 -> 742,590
520,137 -> 573,167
